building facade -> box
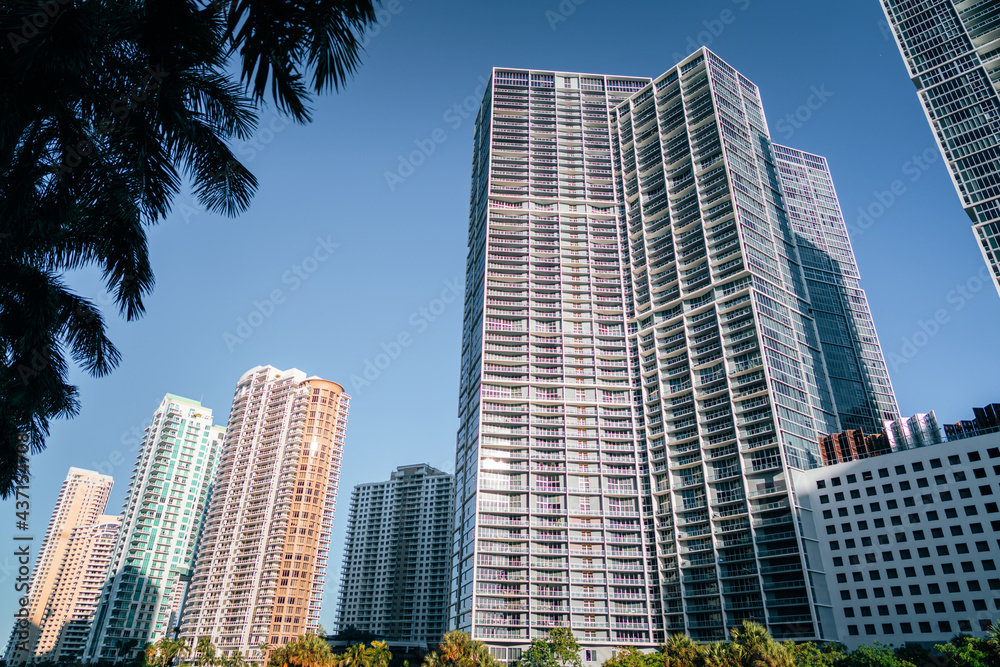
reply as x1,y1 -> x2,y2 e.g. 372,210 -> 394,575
85,396 -> 224,662
335,464 -> 454,644
452,48 -> 899,660
818,431 -> 890,466
880,0 -> 1000,296
450,65 -> 655,660
771,145 -> 899,432
5,468 -> 114,664
794,430 -> 1000,648
40,516 -> 122,662
179,366 -> 349,660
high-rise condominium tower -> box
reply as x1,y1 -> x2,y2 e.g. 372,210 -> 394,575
39,516 -> 122,662
336,464 -> 454,644
452,49 -> 898,658
5,468 -> 114,664
880,0 -> 1000,296
452,67 -> 652,659
85,396 -> 224,662
771,145 -> 898,432
180,366 -> 349,660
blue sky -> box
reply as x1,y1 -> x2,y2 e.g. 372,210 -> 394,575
5,0 -> 1000,633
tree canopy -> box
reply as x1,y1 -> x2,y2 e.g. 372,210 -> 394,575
0,0 -> 379,496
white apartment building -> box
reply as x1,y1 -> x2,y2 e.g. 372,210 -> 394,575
85,395 -> 224,662
794,429 -> 1000,648
452,48 -> 900,661
180,366 -> 349,660
336,464 -> 454,645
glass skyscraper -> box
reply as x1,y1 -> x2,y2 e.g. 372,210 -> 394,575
880,0 -> 1000,297
771,145 -> 898,432
451,48 -> 898,660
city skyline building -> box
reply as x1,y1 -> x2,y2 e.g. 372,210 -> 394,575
880,0 -> 1000,297
451,65 -> 656,661
335,464 -> 453,645
179,366 -> 349,661
85,395 -> 224,663
5,468 -> 114,664
452,48 -> 900,659
39,516 -> 121,662
793,429 -> 1000,648
771,145 -> 898,432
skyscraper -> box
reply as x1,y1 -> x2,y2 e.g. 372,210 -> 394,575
335,464 -> 454,644
451,67 -> 654,659
5,468 -> 114,664
38,516 -> 121,662
85,396 -> 224,662
880,0 -> 1000,296
452,48 -> 898,659
180,366 -> 349,660
771,145 -> 898,432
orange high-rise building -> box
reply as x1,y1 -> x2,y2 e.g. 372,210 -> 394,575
180,366 -> 349,661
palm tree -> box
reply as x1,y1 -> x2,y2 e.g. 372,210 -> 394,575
701,642 -> 736,667
729,621 -> 793,667
423,631 -> 502,667
0,0 -> 380,497
657,633 -> 702,667
196,636 -> 217,667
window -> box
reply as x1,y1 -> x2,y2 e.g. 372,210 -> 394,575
928,583 -> 941,594
948,582 -> 962,593
878,468 -> 889,478
584,651 -> 597,663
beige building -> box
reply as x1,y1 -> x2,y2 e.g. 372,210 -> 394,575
5,468 -> 115,664
180,366 -> 349,661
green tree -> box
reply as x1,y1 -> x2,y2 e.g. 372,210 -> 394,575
601,647 -> 651,667
195,637 -> 218,667
834,644 -> 916,667
0,0 -> 380,497
423,631 -> 502,667
656,633 -> 703,667
729,621 -> 794,667
547,628 -> 582,667
516,639 -> 555,667
786,643 -> 847,667
269,633 -> 335,667
937,637 -> 988,667
894,644 -> 938,667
